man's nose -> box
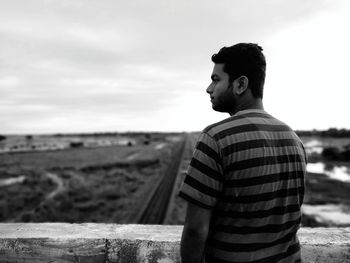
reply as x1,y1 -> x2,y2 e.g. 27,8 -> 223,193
206,83 -> 213,94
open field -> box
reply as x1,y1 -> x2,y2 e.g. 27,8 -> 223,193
0,133 -> 185,223
1,133 -> 350,226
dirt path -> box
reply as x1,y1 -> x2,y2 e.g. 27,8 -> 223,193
45,172 -> 64,199
126,152 -> 140,160
10,171 -> 65,222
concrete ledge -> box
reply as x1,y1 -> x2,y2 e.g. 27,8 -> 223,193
0,224 -> 349,262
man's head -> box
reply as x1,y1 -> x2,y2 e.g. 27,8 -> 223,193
206,43 -> 266,114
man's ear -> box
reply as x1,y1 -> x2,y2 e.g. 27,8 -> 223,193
234,76 -> 249,95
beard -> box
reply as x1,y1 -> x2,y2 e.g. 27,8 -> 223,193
211,85 -> 236,114
212,98 -> 235,113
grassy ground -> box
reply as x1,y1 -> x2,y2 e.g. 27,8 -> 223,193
0,144 -> 157,170
0,134 -> 185,223
304,171 -> 350,206
2,134 -> 349,226
0,169 -> 56,221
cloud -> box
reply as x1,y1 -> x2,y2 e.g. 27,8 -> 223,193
264,0 -> 350,130
0,0 -> 342,133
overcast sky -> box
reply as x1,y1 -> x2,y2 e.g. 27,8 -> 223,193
1,0 -> 349,134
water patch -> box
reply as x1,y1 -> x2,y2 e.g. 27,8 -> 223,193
155,143 -> 167,150
304,139 -> 323,154
307,162 -> 350,183
0,175 -> 26,187
302,204 -> 350,225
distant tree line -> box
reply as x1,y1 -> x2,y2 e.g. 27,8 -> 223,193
296,128 -> 350,138
53,131 -> 183,137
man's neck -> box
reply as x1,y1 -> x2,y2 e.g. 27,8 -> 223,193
229,99 -> 264,116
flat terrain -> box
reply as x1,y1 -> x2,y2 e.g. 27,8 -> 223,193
0,133 -> 185,223
1,133 -> 350,227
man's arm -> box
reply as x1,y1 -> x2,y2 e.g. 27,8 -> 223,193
181,202 -> 212,263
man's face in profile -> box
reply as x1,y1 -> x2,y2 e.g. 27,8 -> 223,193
206,64 -> 236,113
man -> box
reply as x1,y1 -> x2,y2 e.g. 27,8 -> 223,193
180,43 -> 307,263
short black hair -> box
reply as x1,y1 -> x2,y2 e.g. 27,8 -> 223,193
211,43 -> 266,98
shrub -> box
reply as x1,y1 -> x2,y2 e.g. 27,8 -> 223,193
21,213 -> 32,222
76,202 -> 100,212
322,147 -> 341,160
70,142 -> 83,148
341,144 -> 350,161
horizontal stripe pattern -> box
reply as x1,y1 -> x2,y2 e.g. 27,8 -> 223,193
220,130 -> 302,145
206,242 -> 300,263
214,210 -> 301,230
197,141 -> 222,164
179,109 -> 306,262
215,204 -> 301,219
226,154 -> 304,172
214,123 -> 292,141
178,191 -> 213,209
215,195 -> 302,214
190,158 -> 223,182
221,187 -> 304,204
222,138 -> 302,156
211,218 -> 300,243
224,145 -> 305,164
204,112 -> 274,134
230,161 -> 306,180
184,174 -> 221,197
215,217 -> 301,234
224,170 -> 304,188
211,231 -> 297,252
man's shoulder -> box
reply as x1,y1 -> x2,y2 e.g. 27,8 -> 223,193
202,109 -> 299,141
203,116 -> 234,138
202,109 -> 270,136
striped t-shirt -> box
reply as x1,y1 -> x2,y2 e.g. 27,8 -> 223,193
179,109 -> 307,263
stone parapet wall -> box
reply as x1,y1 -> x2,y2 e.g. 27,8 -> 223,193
0,223 -> 349,262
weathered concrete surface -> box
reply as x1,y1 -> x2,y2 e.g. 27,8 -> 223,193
0,224 -> 182,263
299,227 -> 350,262
0,224 -> 349,262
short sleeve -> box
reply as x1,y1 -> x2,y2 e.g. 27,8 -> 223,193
179,132 -> 224,209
